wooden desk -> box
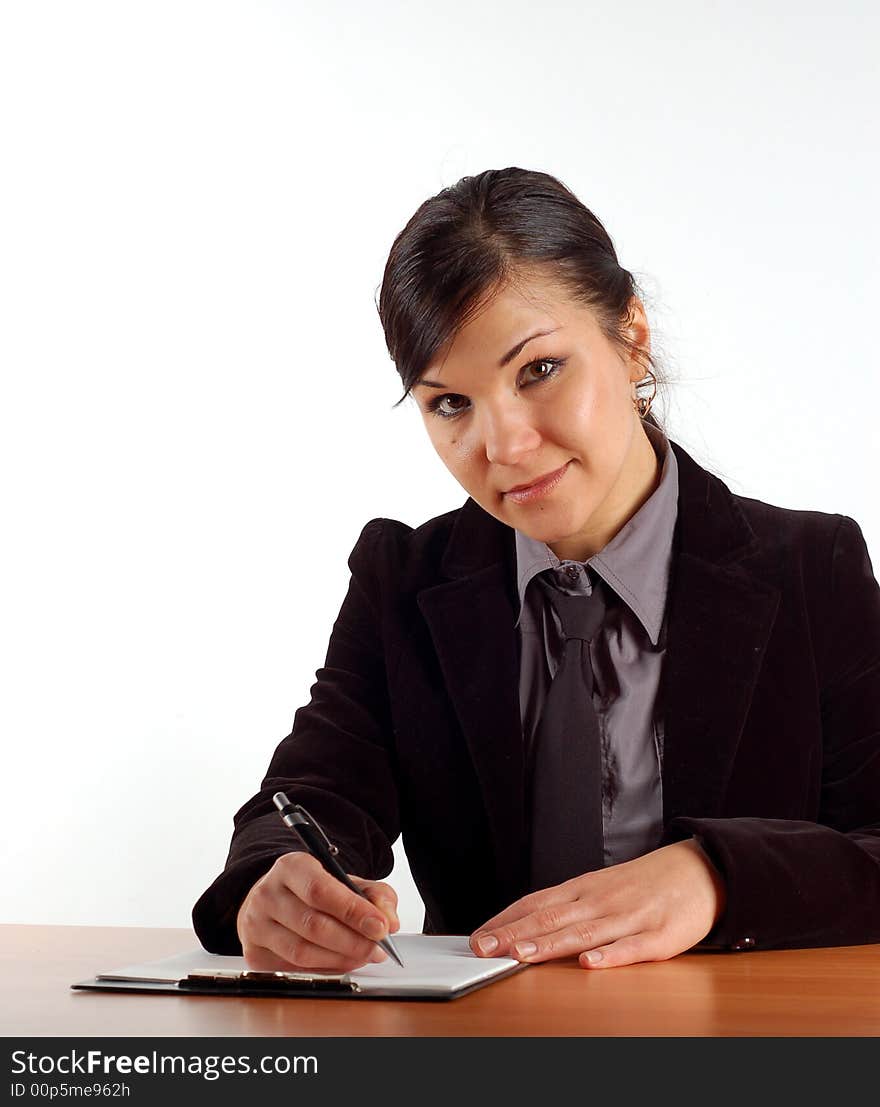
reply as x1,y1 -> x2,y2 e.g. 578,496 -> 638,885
4,924 -> 880,1037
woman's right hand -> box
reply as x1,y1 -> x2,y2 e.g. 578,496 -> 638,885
236,851 -> 400,973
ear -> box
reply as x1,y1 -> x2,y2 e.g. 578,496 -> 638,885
623,297 -> 652,382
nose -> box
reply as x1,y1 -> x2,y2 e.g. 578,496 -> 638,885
477,400 -> 541,466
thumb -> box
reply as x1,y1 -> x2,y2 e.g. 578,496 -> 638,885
353,878 -> 401,933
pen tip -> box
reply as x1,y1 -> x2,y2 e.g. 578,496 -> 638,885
383,936 -> 405,968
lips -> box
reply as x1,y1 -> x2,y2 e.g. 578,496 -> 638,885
505,462 -> 570,495
502,461 -> 572,504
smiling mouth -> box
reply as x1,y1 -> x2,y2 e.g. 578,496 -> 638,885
503,461 -> 571,502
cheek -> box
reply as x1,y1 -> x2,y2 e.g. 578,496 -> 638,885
564,372 -> 630,436
554,394 -> 602,449
554,399 -> 632,473
430,424 -> 471,460
425,422 -> 452,456
556,373 -> 602,426
431,433 -> 475,475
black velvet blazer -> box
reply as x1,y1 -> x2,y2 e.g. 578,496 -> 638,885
193,438 -> 880,955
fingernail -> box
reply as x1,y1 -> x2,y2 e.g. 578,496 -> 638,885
369,947 -> 387,963
584,950 -> 603,964
476,934 -> 498,954
362,917 -> 386,940
514,942 -> 537,959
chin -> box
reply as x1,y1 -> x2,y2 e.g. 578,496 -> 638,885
529,511 -> 597,551
517,516 -> 590,550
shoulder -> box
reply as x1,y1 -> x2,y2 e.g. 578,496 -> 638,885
685,442 -> 873,575
729,500 -> 879,642
732,490 -> 853,554
715,487 -> 879,670
345,505 -> 466,588
728,488 -> 874,577
677,460 -> 879,686
728,496 -> 880,688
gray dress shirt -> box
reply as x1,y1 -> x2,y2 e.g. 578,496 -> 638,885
514,421 -> 679,867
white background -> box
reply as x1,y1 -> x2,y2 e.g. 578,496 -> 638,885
2,0 -> 877,933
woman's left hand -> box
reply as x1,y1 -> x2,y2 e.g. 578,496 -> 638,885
470,838 -> 727,969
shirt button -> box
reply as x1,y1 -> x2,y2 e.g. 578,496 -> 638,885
565,565 -> 579,582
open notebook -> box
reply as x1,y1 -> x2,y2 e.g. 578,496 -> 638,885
72,934 -> 526,1001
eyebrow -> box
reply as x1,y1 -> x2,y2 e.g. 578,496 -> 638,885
415,327 -> 560,389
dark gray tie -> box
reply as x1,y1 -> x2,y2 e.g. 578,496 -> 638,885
527,572 -> 606,891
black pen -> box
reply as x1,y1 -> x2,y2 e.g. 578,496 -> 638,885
272,791 -> 404,968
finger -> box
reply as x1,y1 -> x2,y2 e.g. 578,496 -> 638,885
474,900 -> 609,959
254,918 -> 387,973
352,877 -> 398,912
278,854 -> 391,944
242,934 -> 381,974
243,856 -> 388,963
471,885 -> 591,956
353,878 -> 401,932
504,915 -> 622,963
578,931 -> 667,970
269,894 -> 387,964
470,890 -> 561,954
238,878 -> 381,966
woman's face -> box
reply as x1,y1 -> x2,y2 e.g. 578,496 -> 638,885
414,268 -> 660,561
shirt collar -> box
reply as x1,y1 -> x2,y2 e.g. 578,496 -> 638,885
513,421 -> 679,645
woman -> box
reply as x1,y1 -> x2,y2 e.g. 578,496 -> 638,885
192,168 -> 880,974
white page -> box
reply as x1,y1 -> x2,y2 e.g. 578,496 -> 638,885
96,934 -> 523,997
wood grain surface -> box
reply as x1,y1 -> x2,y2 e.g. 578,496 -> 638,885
4,924 -> 879,1037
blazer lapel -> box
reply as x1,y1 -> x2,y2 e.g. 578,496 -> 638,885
660,441 -> 781,821
416,496 -> 527,901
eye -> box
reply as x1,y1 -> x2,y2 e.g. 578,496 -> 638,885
427,393 -> 470,420
523,357 -> 564,385
425,356 -> 565,420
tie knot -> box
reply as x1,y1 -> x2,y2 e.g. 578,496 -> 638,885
541,575 -> 606,643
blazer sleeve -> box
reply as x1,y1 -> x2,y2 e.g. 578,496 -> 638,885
665,514 -> 880,951
191,518 -> 402,954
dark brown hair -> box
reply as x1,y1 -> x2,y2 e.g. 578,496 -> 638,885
376,167 -> 663,429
